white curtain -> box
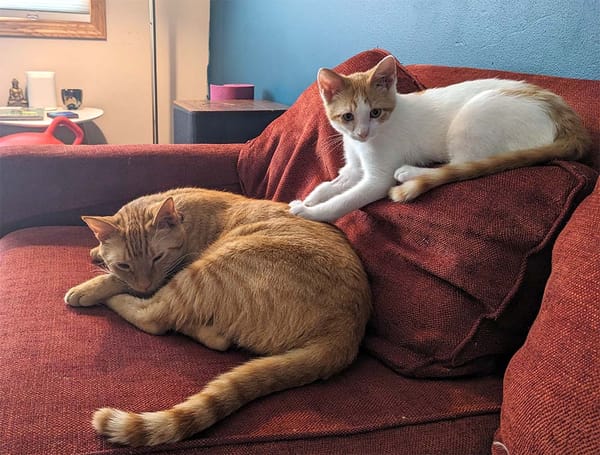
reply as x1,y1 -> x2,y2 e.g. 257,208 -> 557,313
0,1 -> 89,14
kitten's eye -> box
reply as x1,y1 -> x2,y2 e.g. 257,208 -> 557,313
152,253 -> 164,263
114,262 -> 131,271
341,112 -> 354,122
370,108 -> 382,119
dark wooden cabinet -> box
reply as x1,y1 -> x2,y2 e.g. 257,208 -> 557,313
173,99 -> 288,144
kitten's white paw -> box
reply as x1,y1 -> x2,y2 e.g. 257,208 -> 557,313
393,165 -> 418,183
290,202 -> 318,220
289,200 -> 305,213
302,194 -> 322,207
290,204 -> 336,222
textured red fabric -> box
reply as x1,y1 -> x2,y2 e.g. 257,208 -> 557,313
348,161 -> 596,377
0,226 -> 501,454
237,50 -> 599,377
0,143 -> 242,237
494,179 -> 600,455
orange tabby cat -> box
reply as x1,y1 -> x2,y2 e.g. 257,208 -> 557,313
65,187 -> 371,446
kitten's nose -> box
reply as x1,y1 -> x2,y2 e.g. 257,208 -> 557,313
356,129 -> 369,140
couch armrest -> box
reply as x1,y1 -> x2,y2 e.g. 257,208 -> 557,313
0,143 -> 242,236
493,179 -> 600,454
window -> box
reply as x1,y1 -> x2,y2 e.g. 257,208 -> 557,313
0,0 -> 106,39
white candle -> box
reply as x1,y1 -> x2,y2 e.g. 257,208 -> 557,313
26,71 -> 57,109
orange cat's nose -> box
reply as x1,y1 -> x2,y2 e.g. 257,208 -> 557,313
137,278 -> 152,292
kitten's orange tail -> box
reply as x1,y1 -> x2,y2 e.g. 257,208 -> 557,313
389,127 -> 591,203
92,339 -> 355,447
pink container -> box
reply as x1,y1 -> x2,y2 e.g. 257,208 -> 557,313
210,84 -> 254,101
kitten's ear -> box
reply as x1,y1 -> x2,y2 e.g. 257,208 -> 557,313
82,216 -> 119,242
369,55 -> 397,91
317,68 -> 346,102
153,197 -> 182,229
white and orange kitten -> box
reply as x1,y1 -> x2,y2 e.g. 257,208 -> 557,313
290,55 -> 590,222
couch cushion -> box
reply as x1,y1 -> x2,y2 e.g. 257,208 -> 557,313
0,226 -> 502,454
238,49 -> 599,377
493,179 -> 600,454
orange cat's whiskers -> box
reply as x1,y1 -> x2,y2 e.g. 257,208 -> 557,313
91,265 -> 109,276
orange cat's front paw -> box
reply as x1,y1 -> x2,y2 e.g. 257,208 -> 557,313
196,325 -> 231,351
64,274 -> 126,307
64,282 -> 102,307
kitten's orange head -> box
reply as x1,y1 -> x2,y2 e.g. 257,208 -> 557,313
318,55 -> 397,142
83,197 -> 185,295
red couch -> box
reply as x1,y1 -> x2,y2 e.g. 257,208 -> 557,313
1,50 -> 598,454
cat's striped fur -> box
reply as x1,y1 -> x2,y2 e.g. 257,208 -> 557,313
65,188 -> 371,446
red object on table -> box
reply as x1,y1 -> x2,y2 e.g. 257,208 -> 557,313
0,115 -> 84,146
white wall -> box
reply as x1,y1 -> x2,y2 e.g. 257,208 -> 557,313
0,0 -> 210,144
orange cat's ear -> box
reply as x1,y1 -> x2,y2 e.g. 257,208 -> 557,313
82,216 -> 119,242
369,55 -> 397,91
317,68 -> 345,102
153,197 -> 182,229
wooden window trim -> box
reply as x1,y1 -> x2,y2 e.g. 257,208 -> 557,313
0,0 -> 106,40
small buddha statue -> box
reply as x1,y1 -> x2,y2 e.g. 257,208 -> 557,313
7,78 -> 28,107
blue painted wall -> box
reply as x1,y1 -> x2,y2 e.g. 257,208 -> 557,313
209,0 -> 599,106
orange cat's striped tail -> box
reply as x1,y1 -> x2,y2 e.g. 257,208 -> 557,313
389,92 -> 591,203
92,339 -> 355,447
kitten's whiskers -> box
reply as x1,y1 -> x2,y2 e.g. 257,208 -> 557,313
321,132 -> 343,151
